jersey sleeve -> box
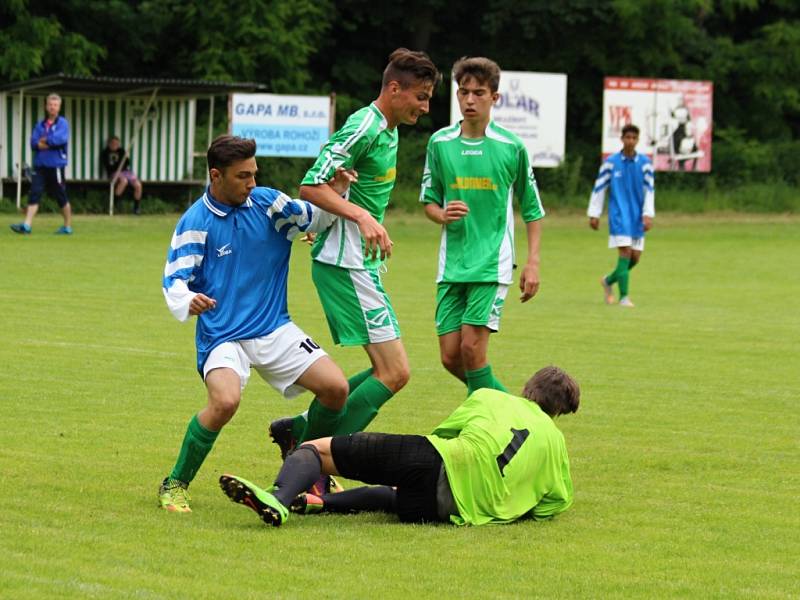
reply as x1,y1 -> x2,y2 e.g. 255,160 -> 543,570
515,145 -> 545,222
162,220 -> 206,321
301,117 -> 373,186
267,192 -> 336,240
419,136 -> 444,206
642,161 -> 655,218
430,391 -> 488,439
530,453 -> 574,520
587,160 -> 613,218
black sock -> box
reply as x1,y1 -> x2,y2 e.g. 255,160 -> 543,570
321,485 -> 396,514
272,445 -> 322,507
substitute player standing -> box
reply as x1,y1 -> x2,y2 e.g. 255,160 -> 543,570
220,365 -> 580,527
588,124 -> 655,308
158,135 -> 357,513
419,57 -> 544,395
269,49 -> 441,453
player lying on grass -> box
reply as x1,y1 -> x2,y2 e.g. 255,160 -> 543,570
220,365 -> 579,527
158,135 -> 361,513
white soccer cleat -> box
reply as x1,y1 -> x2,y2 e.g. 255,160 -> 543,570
618,296 -> 635,308
600,277 -> 615,305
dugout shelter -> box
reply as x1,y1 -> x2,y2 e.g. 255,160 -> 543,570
0,74 -> 267,214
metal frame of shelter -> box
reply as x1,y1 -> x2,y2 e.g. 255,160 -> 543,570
0,74 -> 266,215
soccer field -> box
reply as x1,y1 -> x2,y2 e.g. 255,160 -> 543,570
1,211 -> 798,599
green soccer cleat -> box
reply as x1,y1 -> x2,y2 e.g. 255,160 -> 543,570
219,474 -> 288,527
158,477 -> 191,513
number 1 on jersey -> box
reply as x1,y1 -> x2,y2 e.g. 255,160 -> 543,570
496,428 -> 530,477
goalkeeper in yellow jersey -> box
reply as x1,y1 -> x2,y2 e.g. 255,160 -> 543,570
220,365 -> 579,527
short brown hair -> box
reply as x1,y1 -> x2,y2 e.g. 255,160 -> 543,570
621,124 -> 640,136
207,135 -> 256,171
382,48 -> 442,89
522,366 -> 580,417
452,57 -> 501,92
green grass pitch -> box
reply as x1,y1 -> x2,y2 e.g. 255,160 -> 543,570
1,211 -> 798,598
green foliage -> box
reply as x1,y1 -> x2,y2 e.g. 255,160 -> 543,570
0,1 -> 104,79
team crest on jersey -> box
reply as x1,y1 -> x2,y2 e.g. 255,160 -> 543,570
217,243 -> 233,257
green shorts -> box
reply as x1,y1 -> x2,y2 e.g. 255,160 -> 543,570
312,261 -> 401,346
435,282 -> 509,336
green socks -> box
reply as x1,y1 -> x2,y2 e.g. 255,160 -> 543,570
465,364 -> 508,395
169,414 -> 219,484
297,398 -> 345,444
333,375 -> 393,435
289,368 -> 375,440
605,256 -> 631,298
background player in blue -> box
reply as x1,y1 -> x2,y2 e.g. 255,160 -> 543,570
158,135 -> 357,513
588,124 -> 655,307
11,93 -> 73,235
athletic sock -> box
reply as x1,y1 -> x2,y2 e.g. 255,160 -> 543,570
466,364 -> 506,395
320,485 -> 397,513
333,375 -> 393,435
272,445 -> 323,507
297,398 -> 344,444
288,369 -> 373,441
619,262 -> 631,298
169,414 -> 219,484
606,257 -> 630,291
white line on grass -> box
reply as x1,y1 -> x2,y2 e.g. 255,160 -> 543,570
20,339 -> 181,358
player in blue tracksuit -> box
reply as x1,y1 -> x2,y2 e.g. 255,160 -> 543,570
158,135 -> 359,513
588,124 -> 655,307
11,93 -> 73,235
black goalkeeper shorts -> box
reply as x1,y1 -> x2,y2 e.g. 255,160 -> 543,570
330,432 -> 443,523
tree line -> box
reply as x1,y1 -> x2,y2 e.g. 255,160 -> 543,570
2,0 -> 799,204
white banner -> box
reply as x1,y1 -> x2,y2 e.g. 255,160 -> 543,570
230,93 -> 331,158
450,71 -> 567,168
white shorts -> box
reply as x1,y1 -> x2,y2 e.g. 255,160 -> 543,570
203,321 -> 327,398
608,235 -> 645,251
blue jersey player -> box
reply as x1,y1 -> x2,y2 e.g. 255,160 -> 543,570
588,124 -> 655,308
158,135 -> 358,513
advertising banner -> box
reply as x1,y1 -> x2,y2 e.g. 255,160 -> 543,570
602,77 -> 713,172
231,93 -> 332,158
450,71 -> 567,168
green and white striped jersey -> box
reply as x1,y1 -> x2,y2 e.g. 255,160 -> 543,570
420,121 -> 544,284
426,388 -> 573,526
302,103 -> 398,270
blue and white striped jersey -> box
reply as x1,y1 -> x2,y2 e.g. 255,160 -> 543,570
162,186 -> 334,374
587,152 -> 655,238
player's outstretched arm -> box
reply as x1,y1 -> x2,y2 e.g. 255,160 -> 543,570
520,219 -> 541,302
299,183 -> 392,260
329,167 -> 358,195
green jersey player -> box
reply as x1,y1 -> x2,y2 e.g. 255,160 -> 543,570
420,57 -> 545,395
269,49 -> 442,459
219,365 -> 579,527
